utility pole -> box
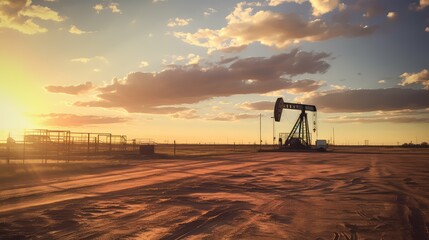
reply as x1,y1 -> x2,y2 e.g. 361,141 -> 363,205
271,116 -> 275,146
333,128 -> 335,145
259,113 -> 262,150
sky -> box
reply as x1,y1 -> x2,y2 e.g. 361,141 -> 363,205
0,0 -> 428,145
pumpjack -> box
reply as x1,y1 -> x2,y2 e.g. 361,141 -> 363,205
274,98 -> 317,149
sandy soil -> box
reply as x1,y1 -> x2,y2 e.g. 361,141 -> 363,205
1,150 -> 429,239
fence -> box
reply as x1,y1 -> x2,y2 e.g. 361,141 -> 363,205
0,129 -> 146,163
0,129 -> 279,164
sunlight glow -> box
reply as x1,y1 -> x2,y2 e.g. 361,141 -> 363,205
0,99 -> 34,131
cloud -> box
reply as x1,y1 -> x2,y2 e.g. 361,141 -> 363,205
268,0 -> 306,6
20,4 -> 64,21
45,81 -> 94,95
204,8 -> 217,16
378,80 -> 386,84
108,3 -> 121,13
74,49 -> 330,114
399,69 -> 429,89
267,0 -> 340,16
171,109 -> 199,119
207,113 -> 258,121
93,2 -> 121,14
330,84 -> 348,90
70,56 -> 108,64
94,4 -> 103,13
218,56 -> 239,65
174,2 -> 377,53
0,0 -> 64,34
325,115 -> 429,124
35,113 -> 127,127
303,88 -> 429,112
162,54 -> 201,65
69,25 -> 92,35
167,17 -> 192,27
351,0 -> 385,18
426,27 -> 429,32
139,61 -> 149,68
238,101 -> 274,110
310,0 -> 339,16
409,0 -> 429,11
386,11 -> 397,19
187,54 -> 201,65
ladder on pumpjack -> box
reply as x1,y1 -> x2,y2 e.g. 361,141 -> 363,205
274,97 -> 317,148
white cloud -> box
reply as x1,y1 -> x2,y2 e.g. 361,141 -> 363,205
425,27 -> 429,32
167,17 -> 192,27
399,69 -> 429,89
378,80 -> 386,84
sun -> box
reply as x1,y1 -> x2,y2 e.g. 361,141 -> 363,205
0,100 -> 34,132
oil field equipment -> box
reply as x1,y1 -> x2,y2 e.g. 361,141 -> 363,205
274,98 -> 317,149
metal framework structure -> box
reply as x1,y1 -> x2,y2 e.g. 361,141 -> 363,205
274,98 -> 317,148
1,129 -> 135,161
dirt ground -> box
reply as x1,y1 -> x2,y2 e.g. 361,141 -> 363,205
1,149 -> 429,239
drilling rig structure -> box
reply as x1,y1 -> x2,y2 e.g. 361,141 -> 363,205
274,97 -> 317,149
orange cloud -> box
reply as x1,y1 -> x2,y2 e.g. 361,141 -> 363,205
35,113 -> 127,127
399,69 -> 429,89
310,0 -> 339,16
45,81 -> 94,95
75,50 -> 330,114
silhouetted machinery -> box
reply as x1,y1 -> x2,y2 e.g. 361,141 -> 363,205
274,98 -> 317,149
